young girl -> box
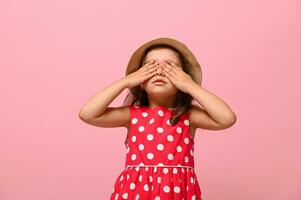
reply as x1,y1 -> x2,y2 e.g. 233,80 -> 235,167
79,37 -> 236,200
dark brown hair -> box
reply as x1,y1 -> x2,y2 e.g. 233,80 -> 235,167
123,44 -> 198,146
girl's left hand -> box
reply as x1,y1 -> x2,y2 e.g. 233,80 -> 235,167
162,59 -> 196,93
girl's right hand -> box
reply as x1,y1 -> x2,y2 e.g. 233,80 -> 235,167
124,59 -> 160,89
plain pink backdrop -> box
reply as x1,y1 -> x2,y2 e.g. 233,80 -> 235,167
0,0 -> 299,199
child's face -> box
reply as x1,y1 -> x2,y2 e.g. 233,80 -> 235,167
141,48 -> 182,98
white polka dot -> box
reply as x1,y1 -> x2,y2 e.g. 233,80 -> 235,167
147,134 -> 154,141
139,162 -> 145,166
144,184 -> 149,191
184,119 -> 189,126
174,186 -> 181,193
157,144 -> 164,151
157,163 -> 164,166
166,119 -> 171,126
190,149 -> 194,156
139,144 -> 144,151
119,175 -> 123,181
139,175 -> 142,182
138,126 -> 145,132
135,194 -> 139,200
122,193 -> 128,199
191,177 -> 195,184
176,127 -> 182,134
184,137 -> 189,144
147,153 -> 154,160
157,127 -> 164,133
163,185 -> 170,193
184,156 -> 189,163
149,118 -> 155,124
126,147 -> 130,153
176,145 -> 182,152
163,168 -> 169,174
192,195 -> 196,200
155,196 -> 160,200
167,135 -> 174,142
149,175 -> 153,182
142,112 -> 148,117
167,153 -> 174,160
158,110 -> 164,117
131,136 -> 136,142
130,183 -> 136,190
114,193 -> 119,199
126,174 -> 129,180
173,168 -> 178,174
131,154 -> 136,160
131,118 -> 138,124
157,176 -> 161,183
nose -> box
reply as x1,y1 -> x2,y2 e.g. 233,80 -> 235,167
155,61 -> 165,76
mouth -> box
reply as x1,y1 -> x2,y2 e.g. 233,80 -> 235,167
153,81 -> 167,85
152,79 -> 167,84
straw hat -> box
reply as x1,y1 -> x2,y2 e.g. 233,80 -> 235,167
125,37 -> 202,85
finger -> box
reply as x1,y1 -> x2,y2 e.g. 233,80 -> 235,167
143,66 -> 158,81
163,70 -> 175,83
162,63 -> 175,74
142,61 -> 159,72
166,61 -> 182,72
162,65 -> 176,79
163,65 -> 176,77
147,66 -> 160,78
146,61 -> 159,69
164,62 -> 181,76
166,59 -> 181,68
145,59 -> 156,64
146,64 -> 159,74
144,60 -> 158,68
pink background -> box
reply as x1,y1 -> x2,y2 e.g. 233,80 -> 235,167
0,0 -> 299,199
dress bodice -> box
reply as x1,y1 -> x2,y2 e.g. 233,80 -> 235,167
125,105 -> 195,168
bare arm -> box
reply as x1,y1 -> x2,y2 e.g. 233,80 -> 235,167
79,77 -> 128,121
78,60 -> 159,128
189,83 -> 237,130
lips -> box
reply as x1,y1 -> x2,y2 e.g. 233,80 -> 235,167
152,78 -> 167,84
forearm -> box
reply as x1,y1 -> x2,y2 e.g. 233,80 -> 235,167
79,77 -> 129,120
189,83 -> 236,125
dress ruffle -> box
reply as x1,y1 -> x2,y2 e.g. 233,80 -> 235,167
110,167 -> 202,200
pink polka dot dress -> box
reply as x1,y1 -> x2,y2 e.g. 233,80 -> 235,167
110,105 -> 203,200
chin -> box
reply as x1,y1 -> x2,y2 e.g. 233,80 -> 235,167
147,88 -> 178,97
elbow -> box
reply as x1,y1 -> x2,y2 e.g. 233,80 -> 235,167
220,112 -> 237,129
229,113 -> 237,126
78,109 -> 90,122
78,111 -> 85,121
